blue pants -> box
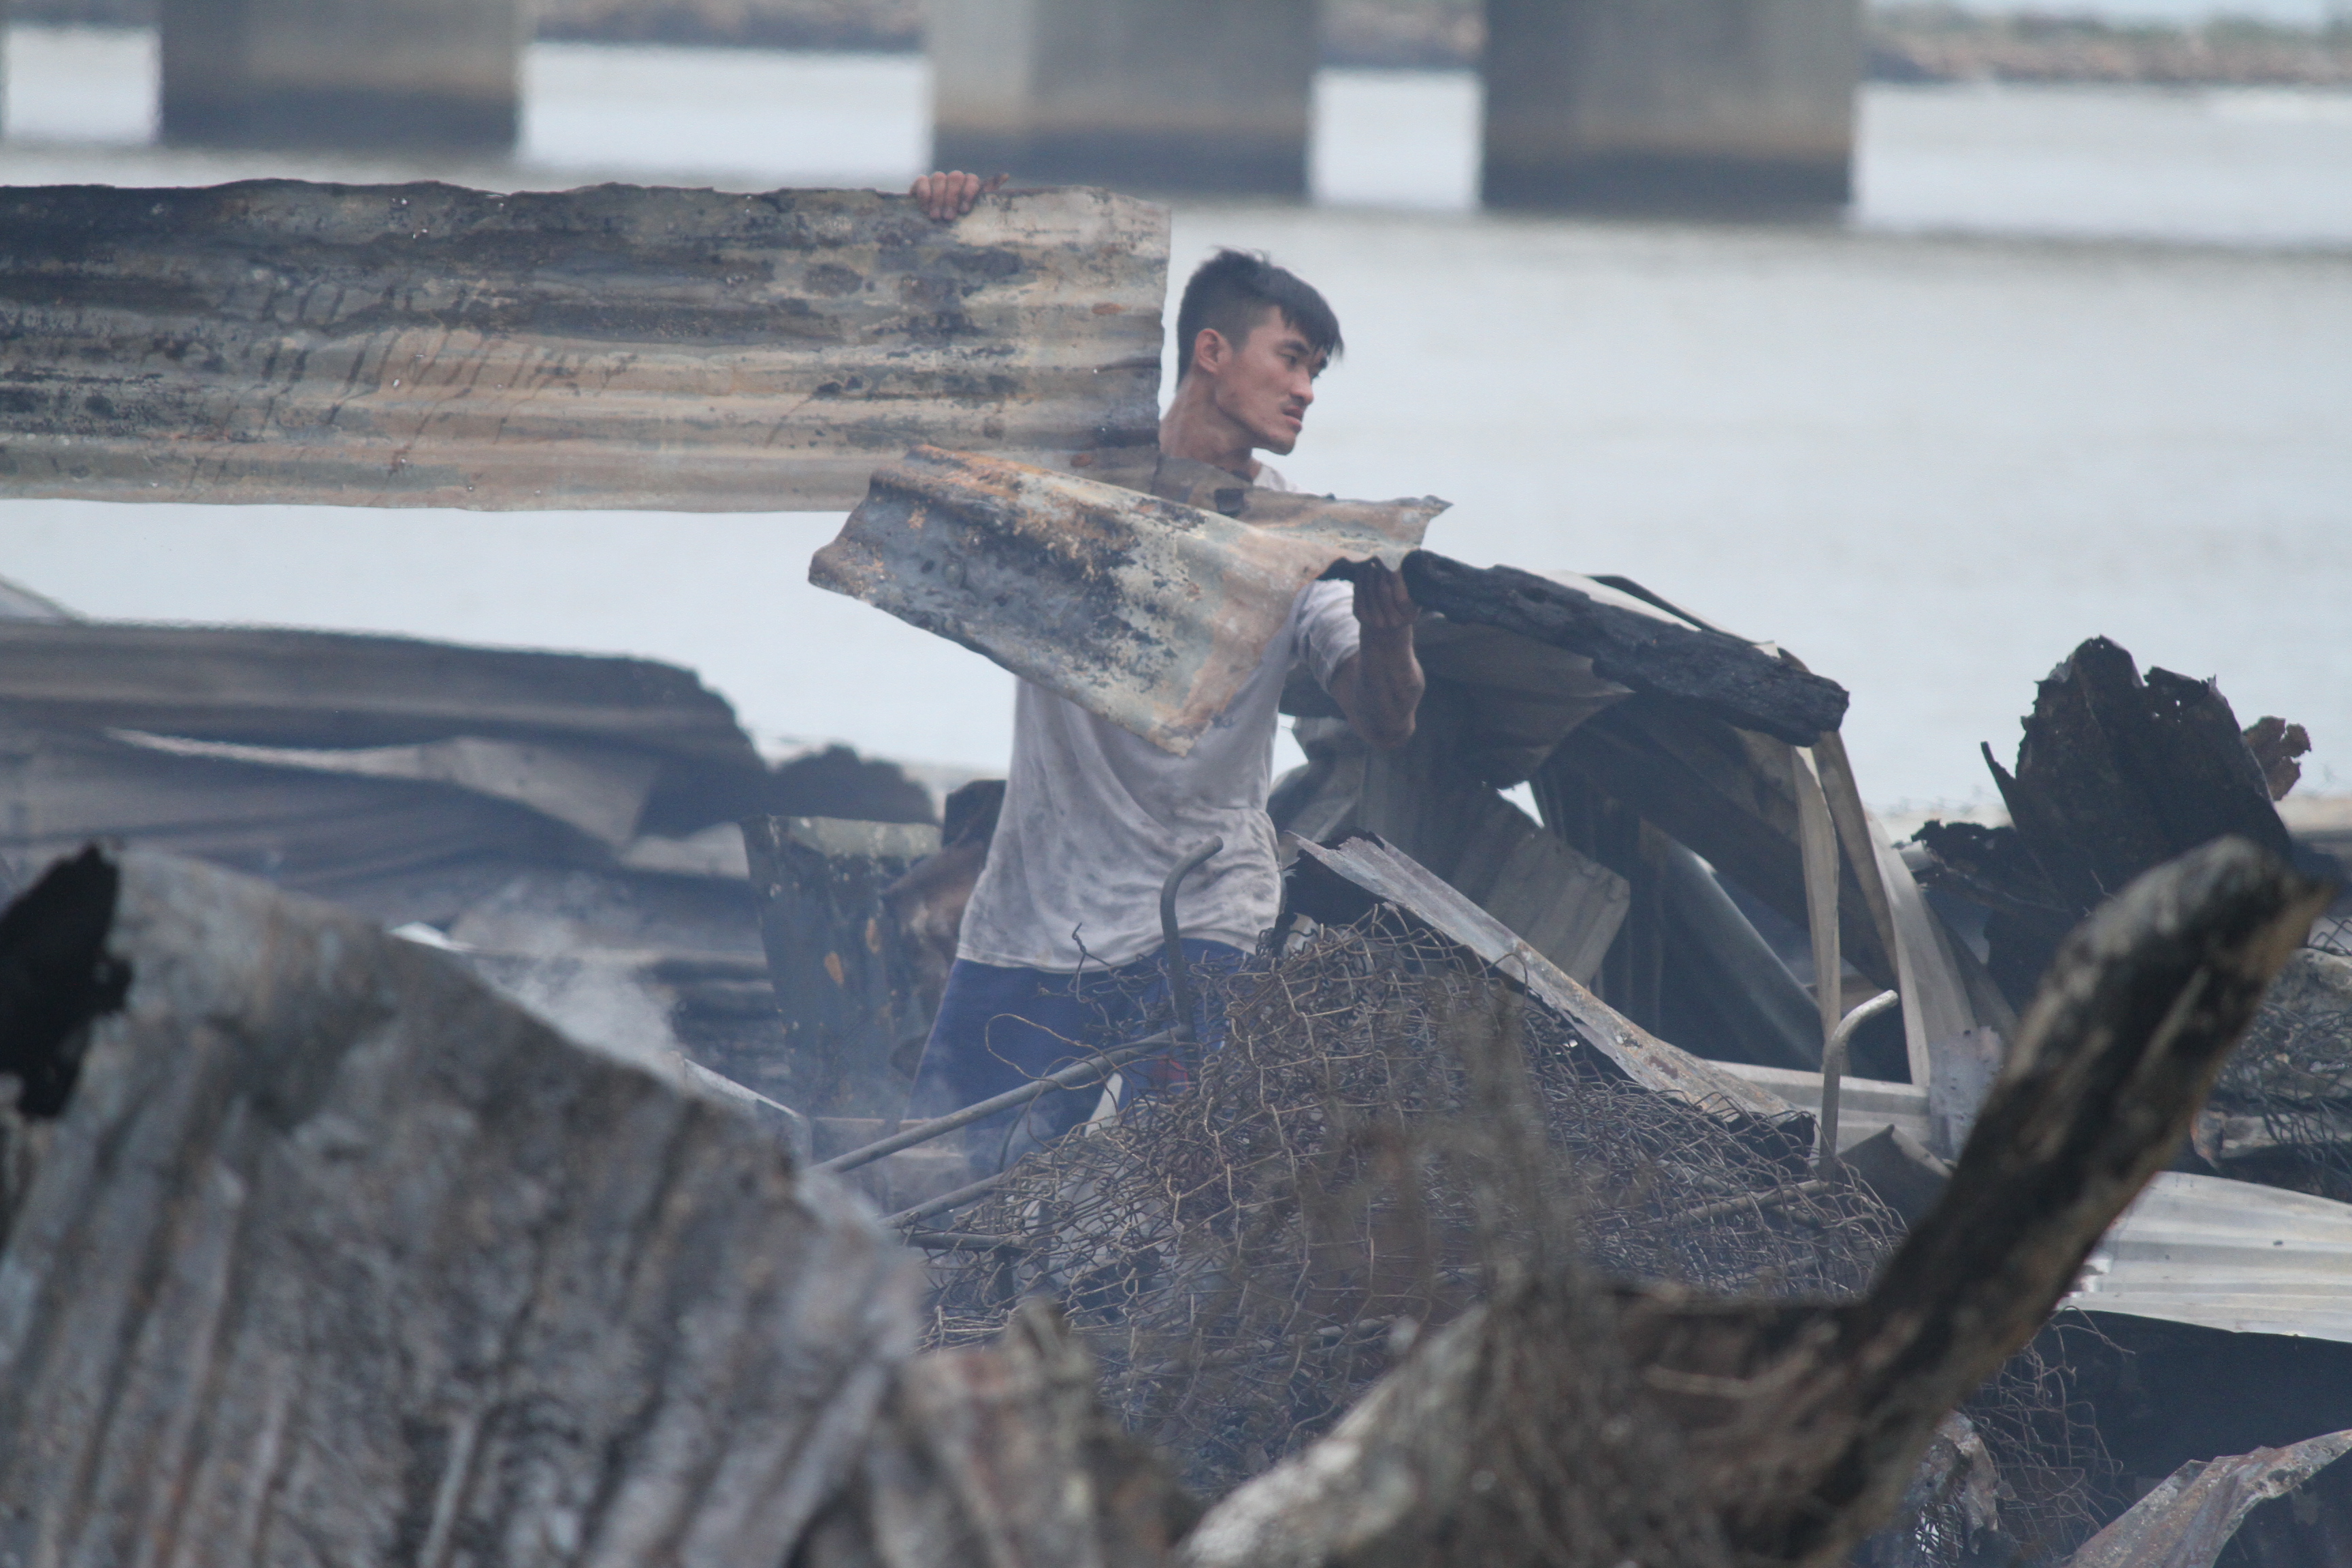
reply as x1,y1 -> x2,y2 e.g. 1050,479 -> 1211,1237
909,941 -> 1243,1168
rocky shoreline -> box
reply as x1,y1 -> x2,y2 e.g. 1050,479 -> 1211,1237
13,0 -> 2351,88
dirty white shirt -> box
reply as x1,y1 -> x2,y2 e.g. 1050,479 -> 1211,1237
958,472 -> 1362,972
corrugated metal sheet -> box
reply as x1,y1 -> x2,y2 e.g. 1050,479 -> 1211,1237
0,619 -> 770,879
812,446 -> 1446,755
2065,1428 -> 2352,1568
0,181 -> 1166,511
2063,1171 -> 2352,1344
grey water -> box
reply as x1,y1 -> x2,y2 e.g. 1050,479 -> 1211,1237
2,29 -> 2347,811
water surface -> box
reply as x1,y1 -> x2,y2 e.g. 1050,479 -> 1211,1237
2,32 -> 2345,808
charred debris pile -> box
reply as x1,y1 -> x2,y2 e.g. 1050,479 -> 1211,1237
3,540 -> 2351,1563
0,583 -> 950,1122
0,822 -> 2338,1567
4,176 -> 2348,1565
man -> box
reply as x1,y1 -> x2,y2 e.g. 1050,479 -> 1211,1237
906,172 -> 1424,1159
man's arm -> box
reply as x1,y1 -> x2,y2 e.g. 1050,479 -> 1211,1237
1326,566 -> 1423,751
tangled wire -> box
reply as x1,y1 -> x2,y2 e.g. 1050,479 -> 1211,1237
917,917 -> 2114,1558
2204,923 -> 2352,1202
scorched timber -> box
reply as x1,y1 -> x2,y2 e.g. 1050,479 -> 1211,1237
0,181 -> 1167,510
1400,553 -> 1849,745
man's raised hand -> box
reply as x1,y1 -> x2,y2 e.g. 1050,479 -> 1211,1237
911,170 -> 1008,222
1350,562 -> 1417,637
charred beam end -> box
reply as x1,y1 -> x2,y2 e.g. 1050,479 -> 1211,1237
0,845 -> 131,1118
1399,553 -> 1848,745
1748,836 -> 2336,1568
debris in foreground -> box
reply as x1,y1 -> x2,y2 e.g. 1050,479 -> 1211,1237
922,913 -> 1904,1497
0,823 -> 2327,1566
0,849 -> 913,1561
2062,1426 -> 2352,1568
1176,837 -> 2330,1568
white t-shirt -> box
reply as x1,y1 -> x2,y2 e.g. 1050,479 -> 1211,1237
957,558 -> 1362,974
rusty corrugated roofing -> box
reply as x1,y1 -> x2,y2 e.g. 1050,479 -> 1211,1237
811,446 -> 1446,755
0,181 -> 1166,510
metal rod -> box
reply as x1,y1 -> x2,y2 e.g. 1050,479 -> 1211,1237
1160,836 -> 1224,1047
900,1230 -> 1021,1252
812,1036 -> 1169,1175
1818,988 -> 1901,1176
885,1170 -> 1013,1229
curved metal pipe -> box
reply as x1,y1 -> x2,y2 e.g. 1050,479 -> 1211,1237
1160,836 -> 1224,1047
1819,987 -> 1901,1176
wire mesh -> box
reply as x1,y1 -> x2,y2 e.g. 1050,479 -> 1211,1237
2308,911 -> 2351,960
2206,933 -> 2352,1201
914,917 -> 2117,1560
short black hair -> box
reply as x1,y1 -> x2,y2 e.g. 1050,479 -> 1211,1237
1173,248 -> 1343,382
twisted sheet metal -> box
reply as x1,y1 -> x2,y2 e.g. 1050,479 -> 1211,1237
812,446 -> 1446,755
0,182 -> 1166,510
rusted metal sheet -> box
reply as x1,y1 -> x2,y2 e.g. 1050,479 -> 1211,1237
1286,831 -> 1794,1121
0,181 -> 1166,510
812,446 -> 1446,755
2065,1428 -> 2352,1568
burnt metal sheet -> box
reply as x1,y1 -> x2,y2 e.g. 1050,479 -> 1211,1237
0,619 -> 763,821
0,847 -> 919,1564
2065,1428 -> 2352,1568
1286,831 -> 1793,1121
812,446 -> 1446,755
0,718 -> 608,896
2063,1171 -> 2352,1344
0,181 -> 1166,511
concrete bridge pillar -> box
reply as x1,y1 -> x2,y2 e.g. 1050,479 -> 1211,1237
1482,0 -> 1861,213
928,0 -> 1316,195
160,0 -> 523,150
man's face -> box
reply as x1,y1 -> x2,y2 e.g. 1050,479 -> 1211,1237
1199,308 -> 1326,456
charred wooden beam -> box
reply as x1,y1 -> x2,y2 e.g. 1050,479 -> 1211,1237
1399,553 -> 1848,746
1998,638 -> 2294,909
1914,637 -> 2307,1007
0,182 -> 1166,511
1634,834 -> 2335,1568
